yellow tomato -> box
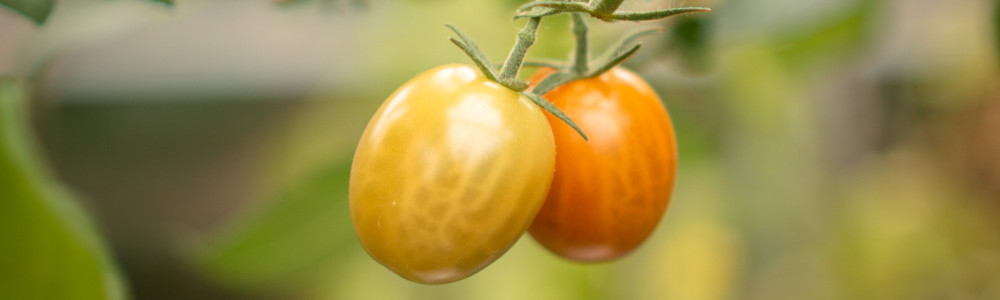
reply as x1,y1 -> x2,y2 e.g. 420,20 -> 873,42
349,64 -> 555,284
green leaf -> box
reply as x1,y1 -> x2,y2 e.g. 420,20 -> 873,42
0,77 -> 127,300
0,0 -> 55,25
192,159 -> 356,289
149,0 -> 174,5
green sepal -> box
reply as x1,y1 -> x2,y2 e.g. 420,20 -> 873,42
585,27 -> 661,77
446,25 -> 499,82
615,27 -> 663,52
447,17 -> 538,92
587,43 -> 641,78
531,71 -> 576,96
521,92 -> 588,141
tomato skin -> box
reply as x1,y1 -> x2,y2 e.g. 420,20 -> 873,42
350,64 -> 555,284
527,67 -> 678,262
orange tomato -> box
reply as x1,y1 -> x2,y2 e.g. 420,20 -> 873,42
527,67 -> 678,262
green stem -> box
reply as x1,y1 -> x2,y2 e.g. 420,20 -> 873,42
591,0 -> 624,15
571,13 -> 589,75
515,1 -> 709,23
498,17 -> 542,83
517,1 -> 591,14
608,7 -> 710,21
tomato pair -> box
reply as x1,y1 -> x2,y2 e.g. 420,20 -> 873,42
349,64 -> 677,284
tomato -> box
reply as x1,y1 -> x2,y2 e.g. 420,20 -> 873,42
527,67 -> 678,262
349,64 -> 556,284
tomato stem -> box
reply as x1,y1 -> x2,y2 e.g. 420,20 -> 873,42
515,0 -> 708,22
530,24 -> 663,95
591,0 -> 624,16
446,1 -> 710,143
516,1 -> 592,18
607,7 -> 711,22
498,17 -> 542,89
570,13 -> 589,76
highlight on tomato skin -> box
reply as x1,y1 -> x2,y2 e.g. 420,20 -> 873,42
348,64 -> 556,284
527,67 -> 679,263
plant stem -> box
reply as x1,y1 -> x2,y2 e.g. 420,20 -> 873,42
591,0 -> 624,15
499,17 -> 542,82
571,13 -> 589,75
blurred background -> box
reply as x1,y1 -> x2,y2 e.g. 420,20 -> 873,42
1,0 -> 999,299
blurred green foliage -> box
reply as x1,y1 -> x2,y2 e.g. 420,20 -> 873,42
771,0 -> 878,69
0,78 -> 125,299
666,15 -> 711,73
0,0 -> 54,24
0,0 -> 174,25
193,160 -> 355,290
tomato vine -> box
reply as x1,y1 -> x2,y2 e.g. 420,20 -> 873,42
445,0 -> 710,141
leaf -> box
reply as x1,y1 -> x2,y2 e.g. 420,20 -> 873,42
0,0 -> 55,24
149,0 -> 174,5
0,77 -> 127,300
191,159 -> 356,289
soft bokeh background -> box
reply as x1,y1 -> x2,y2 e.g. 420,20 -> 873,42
2,0 -> 999,299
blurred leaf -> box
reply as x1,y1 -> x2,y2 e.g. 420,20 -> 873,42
193,159 -> 355,289
150,0 -> 174,5
666,14 -> 712,73
0,0 -> 54,24
0,78 -> 126,299
773,0 -> 879,68
273,0 -> 366,10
